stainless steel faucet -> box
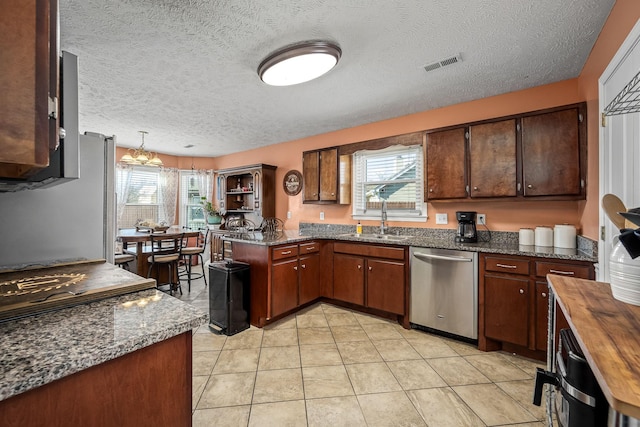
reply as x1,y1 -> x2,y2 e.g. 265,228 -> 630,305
380,199 -> 388,234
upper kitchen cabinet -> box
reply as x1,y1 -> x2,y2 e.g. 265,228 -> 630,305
302,147 -> 351,204
426,127 -> 467,200
216,164 -> 276,221
521,105 -> 585,198
0,0 -> 59,179
469,119 -> 517,198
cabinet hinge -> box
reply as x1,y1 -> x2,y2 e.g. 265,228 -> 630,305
465,185 -> 469,194
516,123 -> 521,132
48,96 -> 58,119
601,226 -> 606,241
601,113 -> 606,127
465,131 -> 469,140
578,113 -> 584,123
581,179 -> 585,189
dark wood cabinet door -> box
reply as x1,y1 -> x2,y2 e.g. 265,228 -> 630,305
333,254 -> 365,305
469,119 -> 517,198
426,127 -> 467,199
319,148 -> 338,201
299,253 -> 321,305
535,281 -> 550,352
484,275 -> 529,347
302,151 -> 320,202
366,258 -> 405,315
522,108 -> 581,196
271,258 -> 299,317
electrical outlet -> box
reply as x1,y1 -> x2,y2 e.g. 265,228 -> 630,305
287,211 -> 292,219
320,211 -> 325,220
477,214 -> 486,225
435,213 -> 448,224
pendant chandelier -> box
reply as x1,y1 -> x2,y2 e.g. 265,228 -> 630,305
120,131 -> 163,166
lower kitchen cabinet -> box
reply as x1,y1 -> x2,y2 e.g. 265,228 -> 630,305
332,242 -> 407,317
271,256 -> 299,317
299,242 -> 321,305
479,253 -> 594,359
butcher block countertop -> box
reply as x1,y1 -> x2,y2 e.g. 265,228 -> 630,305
548,275 -> 640,419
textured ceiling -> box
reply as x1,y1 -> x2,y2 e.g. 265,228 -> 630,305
59,0 -> 615,157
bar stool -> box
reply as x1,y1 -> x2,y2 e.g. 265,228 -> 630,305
114,253 -> 135,270
179,229 -> 210,291
147,232 -> 184,295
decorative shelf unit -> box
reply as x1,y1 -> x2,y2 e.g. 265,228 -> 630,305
215,164 -> 276,223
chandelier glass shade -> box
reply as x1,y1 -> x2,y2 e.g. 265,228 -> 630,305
120,131 -> 163,166
258,41 -> 341,86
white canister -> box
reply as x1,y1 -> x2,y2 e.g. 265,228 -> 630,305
554,224 -> 577,249
519,228 -> 535,246
535,226 -> 554,247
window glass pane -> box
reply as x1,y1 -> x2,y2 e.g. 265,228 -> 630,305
126,169 -> 159,204
179,171 -> 206,229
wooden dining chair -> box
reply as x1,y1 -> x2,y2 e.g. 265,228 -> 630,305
147,232 -> 184,295
179,228 -> 210,291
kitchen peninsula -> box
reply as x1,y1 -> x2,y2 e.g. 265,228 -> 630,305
0,265 -> 208,427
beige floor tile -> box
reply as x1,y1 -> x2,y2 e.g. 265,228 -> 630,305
407,387 -> 485,427
496,379 -> 546,421
406,335 -> 459,359
372,339 -> 422,361
465,353 -> 532,382
264,315 -> 297,330
297,313 -> 330,328
326,312 -> 360,327
222,329 -> 263,350
297,303 -> 324,315
197,372 -> 255,408
300,343 -> 343,367
337,340 -> 382,364
387,360 -> 447,390
345,362 -> 402,394
357,391 -> 426,427
306,396 -> 367,427
353,311 -> 393,325
361,323 -> 404,340
321,303 -> 351,314
248,400 -> 307,427
192,332 -> 227,351
331,325 -> 370,342
192,375 -> 209,410
453,383 -> 538,426
262,328 -> 299,347
213,348 -> 259,374
445,338 -> 485,356
427,356 -> 491,386
192,406 -> 250,427
303,365 -> 354,399
258,345 -> 301,370
499,423 -> 545,427
502,352 -> 546,374
298,327 -> 335,345
252,368 -> 304,403
192,350 -> 220,376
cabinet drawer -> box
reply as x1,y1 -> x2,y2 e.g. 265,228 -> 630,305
535,261 -> 591,279
271,245 -> 299,261
484,256 -> 530,275
299,241 -> 320,254
333,242 -> 405,260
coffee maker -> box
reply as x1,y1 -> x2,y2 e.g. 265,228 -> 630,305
456,211 -> 478,243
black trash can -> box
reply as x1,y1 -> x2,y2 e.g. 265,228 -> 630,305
208,261 -> 250,336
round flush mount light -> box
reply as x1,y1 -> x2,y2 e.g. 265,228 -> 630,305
258,41 -> 341,86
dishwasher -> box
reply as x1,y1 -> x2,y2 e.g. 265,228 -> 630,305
410,247 -> 478,340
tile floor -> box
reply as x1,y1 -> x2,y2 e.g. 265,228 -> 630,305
174,275 -> 549,427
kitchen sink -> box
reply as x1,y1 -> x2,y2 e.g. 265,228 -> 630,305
338,233 -> 412,242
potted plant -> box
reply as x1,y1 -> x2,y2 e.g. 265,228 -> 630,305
200,197 -> 222,224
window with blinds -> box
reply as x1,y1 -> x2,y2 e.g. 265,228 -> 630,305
117,167 -> 160,227
352,145 -> 426,221
179,171 -> 206,229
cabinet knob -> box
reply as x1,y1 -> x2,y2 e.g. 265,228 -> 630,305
519,289 -> 524,294
527,184 -> 533,189
473,186 -> 478,191
429,189 -> 433,193
357,265 -> 362,270
331,193 -> 335,196
294,266 -> 298,271
301,264 -> 306,269
541,292 -> 547,298
368,266 -> 372,271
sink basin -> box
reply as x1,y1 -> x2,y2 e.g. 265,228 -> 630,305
339,233 -> 412,242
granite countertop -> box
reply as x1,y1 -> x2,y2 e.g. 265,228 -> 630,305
0,289 -> 208,402
223,225 -> 597,262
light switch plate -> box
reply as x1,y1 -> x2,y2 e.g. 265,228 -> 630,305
435,213 -> 448,224
287,211 -> 292,219
478,214 -> 486,225
320,211 -> 325,220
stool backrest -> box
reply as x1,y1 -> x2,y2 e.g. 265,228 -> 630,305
150,232 -> 184,257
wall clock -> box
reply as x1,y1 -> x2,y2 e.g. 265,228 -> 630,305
283,170 -> 302,196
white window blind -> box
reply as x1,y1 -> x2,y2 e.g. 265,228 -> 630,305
179,171 -> 206,229
352,145 -> 426,221
117,167 -> 160,228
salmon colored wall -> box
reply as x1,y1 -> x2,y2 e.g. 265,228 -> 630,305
577,0 -> 640,240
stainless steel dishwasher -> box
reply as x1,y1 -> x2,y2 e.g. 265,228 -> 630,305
410,247 -> 478,340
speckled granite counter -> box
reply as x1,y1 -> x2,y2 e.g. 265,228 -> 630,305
0,289 -> 208,401
223,224 -> 597,263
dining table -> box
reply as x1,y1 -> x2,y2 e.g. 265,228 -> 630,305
117,226 -> 200,279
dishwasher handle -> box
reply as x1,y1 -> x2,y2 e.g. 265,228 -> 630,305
413,252 -> 473,263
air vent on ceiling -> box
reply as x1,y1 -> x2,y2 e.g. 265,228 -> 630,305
423,53 -> 463,73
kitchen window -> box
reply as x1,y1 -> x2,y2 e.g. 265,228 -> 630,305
116,166 -> 161,228
352,144 -> 426,222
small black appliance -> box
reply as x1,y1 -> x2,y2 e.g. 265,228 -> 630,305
455,211 -> 477,243
208,261 -> 251,336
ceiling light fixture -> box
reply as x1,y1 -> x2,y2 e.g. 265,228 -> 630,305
258,40 -> 341,86
120,131 -> 163,166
